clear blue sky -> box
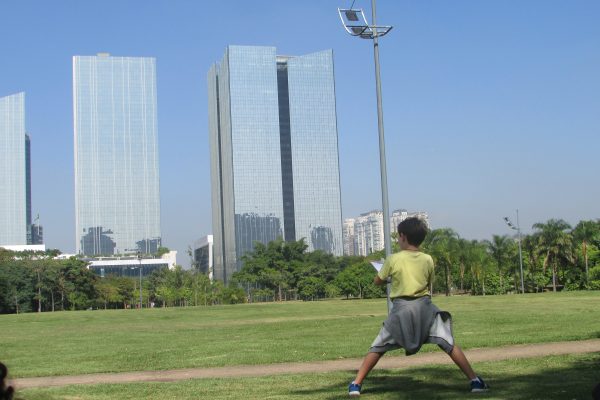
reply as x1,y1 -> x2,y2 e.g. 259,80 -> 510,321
1,0 -> 598,265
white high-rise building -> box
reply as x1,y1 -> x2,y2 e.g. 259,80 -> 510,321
343,209 -> 430,256
342,218 -> 356,256
353,210 -> 384,256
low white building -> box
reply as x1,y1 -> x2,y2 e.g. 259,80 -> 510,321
0,244 -> 46,252
85,251 -> 177,278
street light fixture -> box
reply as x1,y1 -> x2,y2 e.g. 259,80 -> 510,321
504,210 -> 525,294
338,7 -> 392,39
137,251 -> 143,309
339,0 -> 393,311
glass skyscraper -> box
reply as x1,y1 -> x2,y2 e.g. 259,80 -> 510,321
0,92 -> 27,245
208,46 -> 343,283
73,54 -> 161,256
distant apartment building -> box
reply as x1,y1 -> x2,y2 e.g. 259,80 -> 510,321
342,219 -> 356,256
193,235 -> 213,280
73,54 -> 161,256
208,45 -> 343,283
343,209 -> 430,256
0,93 -> 42,247
390,209 -> 430,231
30,223 -> 43,245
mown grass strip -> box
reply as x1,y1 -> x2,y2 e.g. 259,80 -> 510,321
1,292 -> 599,378
18,353 -> 600,400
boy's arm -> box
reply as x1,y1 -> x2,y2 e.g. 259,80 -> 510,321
375,258 -> 392,285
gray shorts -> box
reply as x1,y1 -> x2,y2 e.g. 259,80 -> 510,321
369,313 -> 455,355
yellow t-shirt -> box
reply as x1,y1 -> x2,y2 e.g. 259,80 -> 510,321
377,250 -> 434,298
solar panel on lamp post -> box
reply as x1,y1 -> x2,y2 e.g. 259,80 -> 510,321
338,1 -> 393,311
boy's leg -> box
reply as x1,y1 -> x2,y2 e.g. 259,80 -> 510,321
448,345 -> 476,380
353,352 -> 383,385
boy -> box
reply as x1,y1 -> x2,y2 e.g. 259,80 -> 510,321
348,217 -> 488,396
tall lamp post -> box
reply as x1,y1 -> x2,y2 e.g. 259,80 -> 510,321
137,251 -> 143,309
504,210 -> 525,294
338,1 -> 393,310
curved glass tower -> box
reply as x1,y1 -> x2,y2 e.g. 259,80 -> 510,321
208,46 -> 343,283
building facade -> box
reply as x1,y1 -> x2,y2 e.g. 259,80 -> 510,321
343,209 -> 430,256
73,54 -> 161,256
342,218 -> 356,256
354,210 -> 384,256
86,251 -> 177,278
0,93 -> 27,246
193,235 -> 213,280
208,46 -> 343,283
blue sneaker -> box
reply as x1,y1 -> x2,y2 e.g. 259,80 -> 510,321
470,376 -> 489,392
348,381 -> 362,397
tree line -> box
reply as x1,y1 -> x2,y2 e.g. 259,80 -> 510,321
1,218 -> 598,314
232,218 -> 600,299
0,249 -> 246,314
421,218 -> 600,296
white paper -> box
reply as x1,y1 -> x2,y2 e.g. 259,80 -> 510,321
370,261 -> 383,272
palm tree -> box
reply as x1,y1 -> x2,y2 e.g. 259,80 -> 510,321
522,232 -> 542,292
423,228 -> 460,296
467,240 -> 492,296
485,235 -> 515,293
572,220 -> 599,284
457,238 -> 471,292
532,219 -> 573,292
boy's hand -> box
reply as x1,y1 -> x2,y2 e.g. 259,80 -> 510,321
374,275 -> 386,286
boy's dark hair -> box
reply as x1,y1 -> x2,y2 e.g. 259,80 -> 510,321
397,217 -> 428,247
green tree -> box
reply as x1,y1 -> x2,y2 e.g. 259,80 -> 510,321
572,220 -> 599,284
298,276 -> 326,300
484,235 -> 517,293
96,276 -> 122,309
521,233 -> 544,292
156,246 -> 170,258
0,260 -> 34,313
456,238 -> 472,292
423,228 -> 460,296
238,238 -> 308,301
221,283 -> 246,304
533,219 -> 574,292
465,240 -> 492,295
334,261 -> 381,299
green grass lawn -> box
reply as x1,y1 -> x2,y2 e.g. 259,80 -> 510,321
1,291 -> 600,379
18,353 -> 600,400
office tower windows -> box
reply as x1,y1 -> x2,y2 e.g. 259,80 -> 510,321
0,93 -> 27,245
208,46 -> 343,283
73,54 -> 161,256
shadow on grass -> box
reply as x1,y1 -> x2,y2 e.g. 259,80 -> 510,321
293,354 -> 600,400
